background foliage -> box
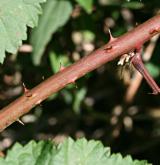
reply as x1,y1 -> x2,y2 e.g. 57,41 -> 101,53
0,0 -> 160,164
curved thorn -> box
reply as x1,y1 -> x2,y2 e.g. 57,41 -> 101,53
108,29 -> 116,42
17,119 -> 24,125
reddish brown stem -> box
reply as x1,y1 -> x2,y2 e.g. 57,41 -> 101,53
0,15 -> 160,132
131,50 -> 160,94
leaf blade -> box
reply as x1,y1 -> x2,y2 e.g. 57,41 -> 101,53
0,0 -> 46,63
0,138 -> 151,165
31,0 -> 72,65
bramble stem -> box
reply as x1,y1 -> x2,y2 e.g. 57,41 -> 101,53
0,15 -> 160,132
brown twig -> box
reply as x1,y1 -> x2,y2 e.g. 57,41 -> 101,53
0,15 -> 160,132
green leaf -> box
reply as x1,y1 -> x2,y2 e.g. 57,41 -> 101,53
0,138 -> 151,165
0,140 -> 55,165
0,0 -> 46,63
52,138 -> 110,165
75,0 -> 94,13
53,138 -> 150,165
31,0 -> 72,65
105,153 -> 150,165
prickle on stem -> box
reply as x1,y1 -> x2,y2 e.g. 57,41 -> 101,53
68,77 -> 78,88
35,98 -> 42,105
104,29 -> 117,52
108,29 -> 116,42
23,83 -> 29,93
104,45 -> 113,52
59,62 -> 66,72
149,27 -> 160,35
22,83 -> 32,97
17,119 -> 24,125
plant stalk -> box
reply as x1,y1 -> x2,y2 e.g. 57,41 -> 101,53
0,15 -> 160,132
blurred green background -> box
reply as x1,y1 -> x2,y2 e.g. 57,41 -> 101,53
0,0 -> 160,164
